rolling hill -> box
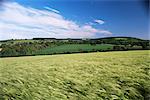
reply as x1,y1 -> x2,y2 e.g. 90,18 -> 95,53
0,37 -> 149,57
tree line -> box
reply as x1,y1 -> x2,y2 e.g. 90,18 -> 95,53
0,39 -> 149,57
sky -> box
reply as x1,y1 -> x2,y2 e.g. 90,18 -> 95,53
0,0 -> 149,40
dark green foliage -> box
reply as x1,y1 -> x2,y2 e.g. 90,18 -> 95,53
113,45 -> 127,51
0,37 -> 149,57
0,41 -> 54,57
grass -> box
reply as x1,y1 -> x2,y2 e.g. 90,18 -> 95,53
0,50 -> 150,100
35,44 -> 113,55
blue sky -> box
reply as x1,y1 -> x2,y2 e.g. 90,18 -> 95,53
0,0 -> 149,40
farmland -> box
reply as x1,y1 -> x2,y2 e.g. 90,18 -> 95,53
0,50 -> 150,99
1,37 -> 150,57
35,44 -> 113,55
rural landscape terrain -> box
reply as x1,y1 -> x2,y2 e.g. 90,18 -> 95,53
0,0 -> 149,99
0,37 -> 149,57
0,50 -> 150,99
0,37 -> 150,99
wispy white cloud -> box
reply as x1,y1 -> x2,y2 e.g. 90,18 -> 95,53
0,2 -> 112,40
44,6 -> 60,14
86,22 -> 95,26
94,19 -> 105,24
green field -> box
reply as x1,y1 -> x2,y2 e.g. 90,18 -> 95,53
35,44 -> 113,55
0,50 -> 150,100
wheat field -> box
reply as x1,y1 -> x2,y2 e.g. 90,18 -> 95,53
0,50 -> 150,100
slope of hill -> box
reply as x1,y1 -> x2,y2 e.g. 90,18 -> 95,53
0,37 -> 149,57
94,36 -> 144,41
0,50 -> 150,99
0,36 -> 148,44
35,44 -> 113,55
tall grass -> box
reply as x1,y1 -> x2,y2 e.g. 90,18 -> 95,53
0,50 -> 150,99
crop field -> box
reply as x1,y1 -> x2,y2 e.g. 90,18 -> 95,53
35,44 -> 113,55
0,50 -> 150,100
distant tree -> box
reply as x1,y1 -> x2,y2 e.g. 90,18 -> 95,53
1,47 -> 18,56
113,46 -> 126,51
140,41 -> 149,49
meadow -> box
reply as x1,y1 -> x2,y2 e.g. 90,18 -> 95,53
0,50 -> 150,100
35,44 -> 113,55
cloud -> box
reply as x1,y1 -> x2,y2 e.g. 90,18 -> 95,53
0,2 -> 112,40
44,6 -> 60,14
94,19 -> 105,24
86,22 -> 95,26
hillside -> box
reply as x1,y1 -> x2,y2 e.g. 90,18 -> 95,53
0,50 -> 150,99
0,37 -> 149,57
0,37 -> 148,44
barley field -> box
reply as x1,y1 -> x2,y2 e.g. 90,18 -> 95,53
0,50 -> 150,100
